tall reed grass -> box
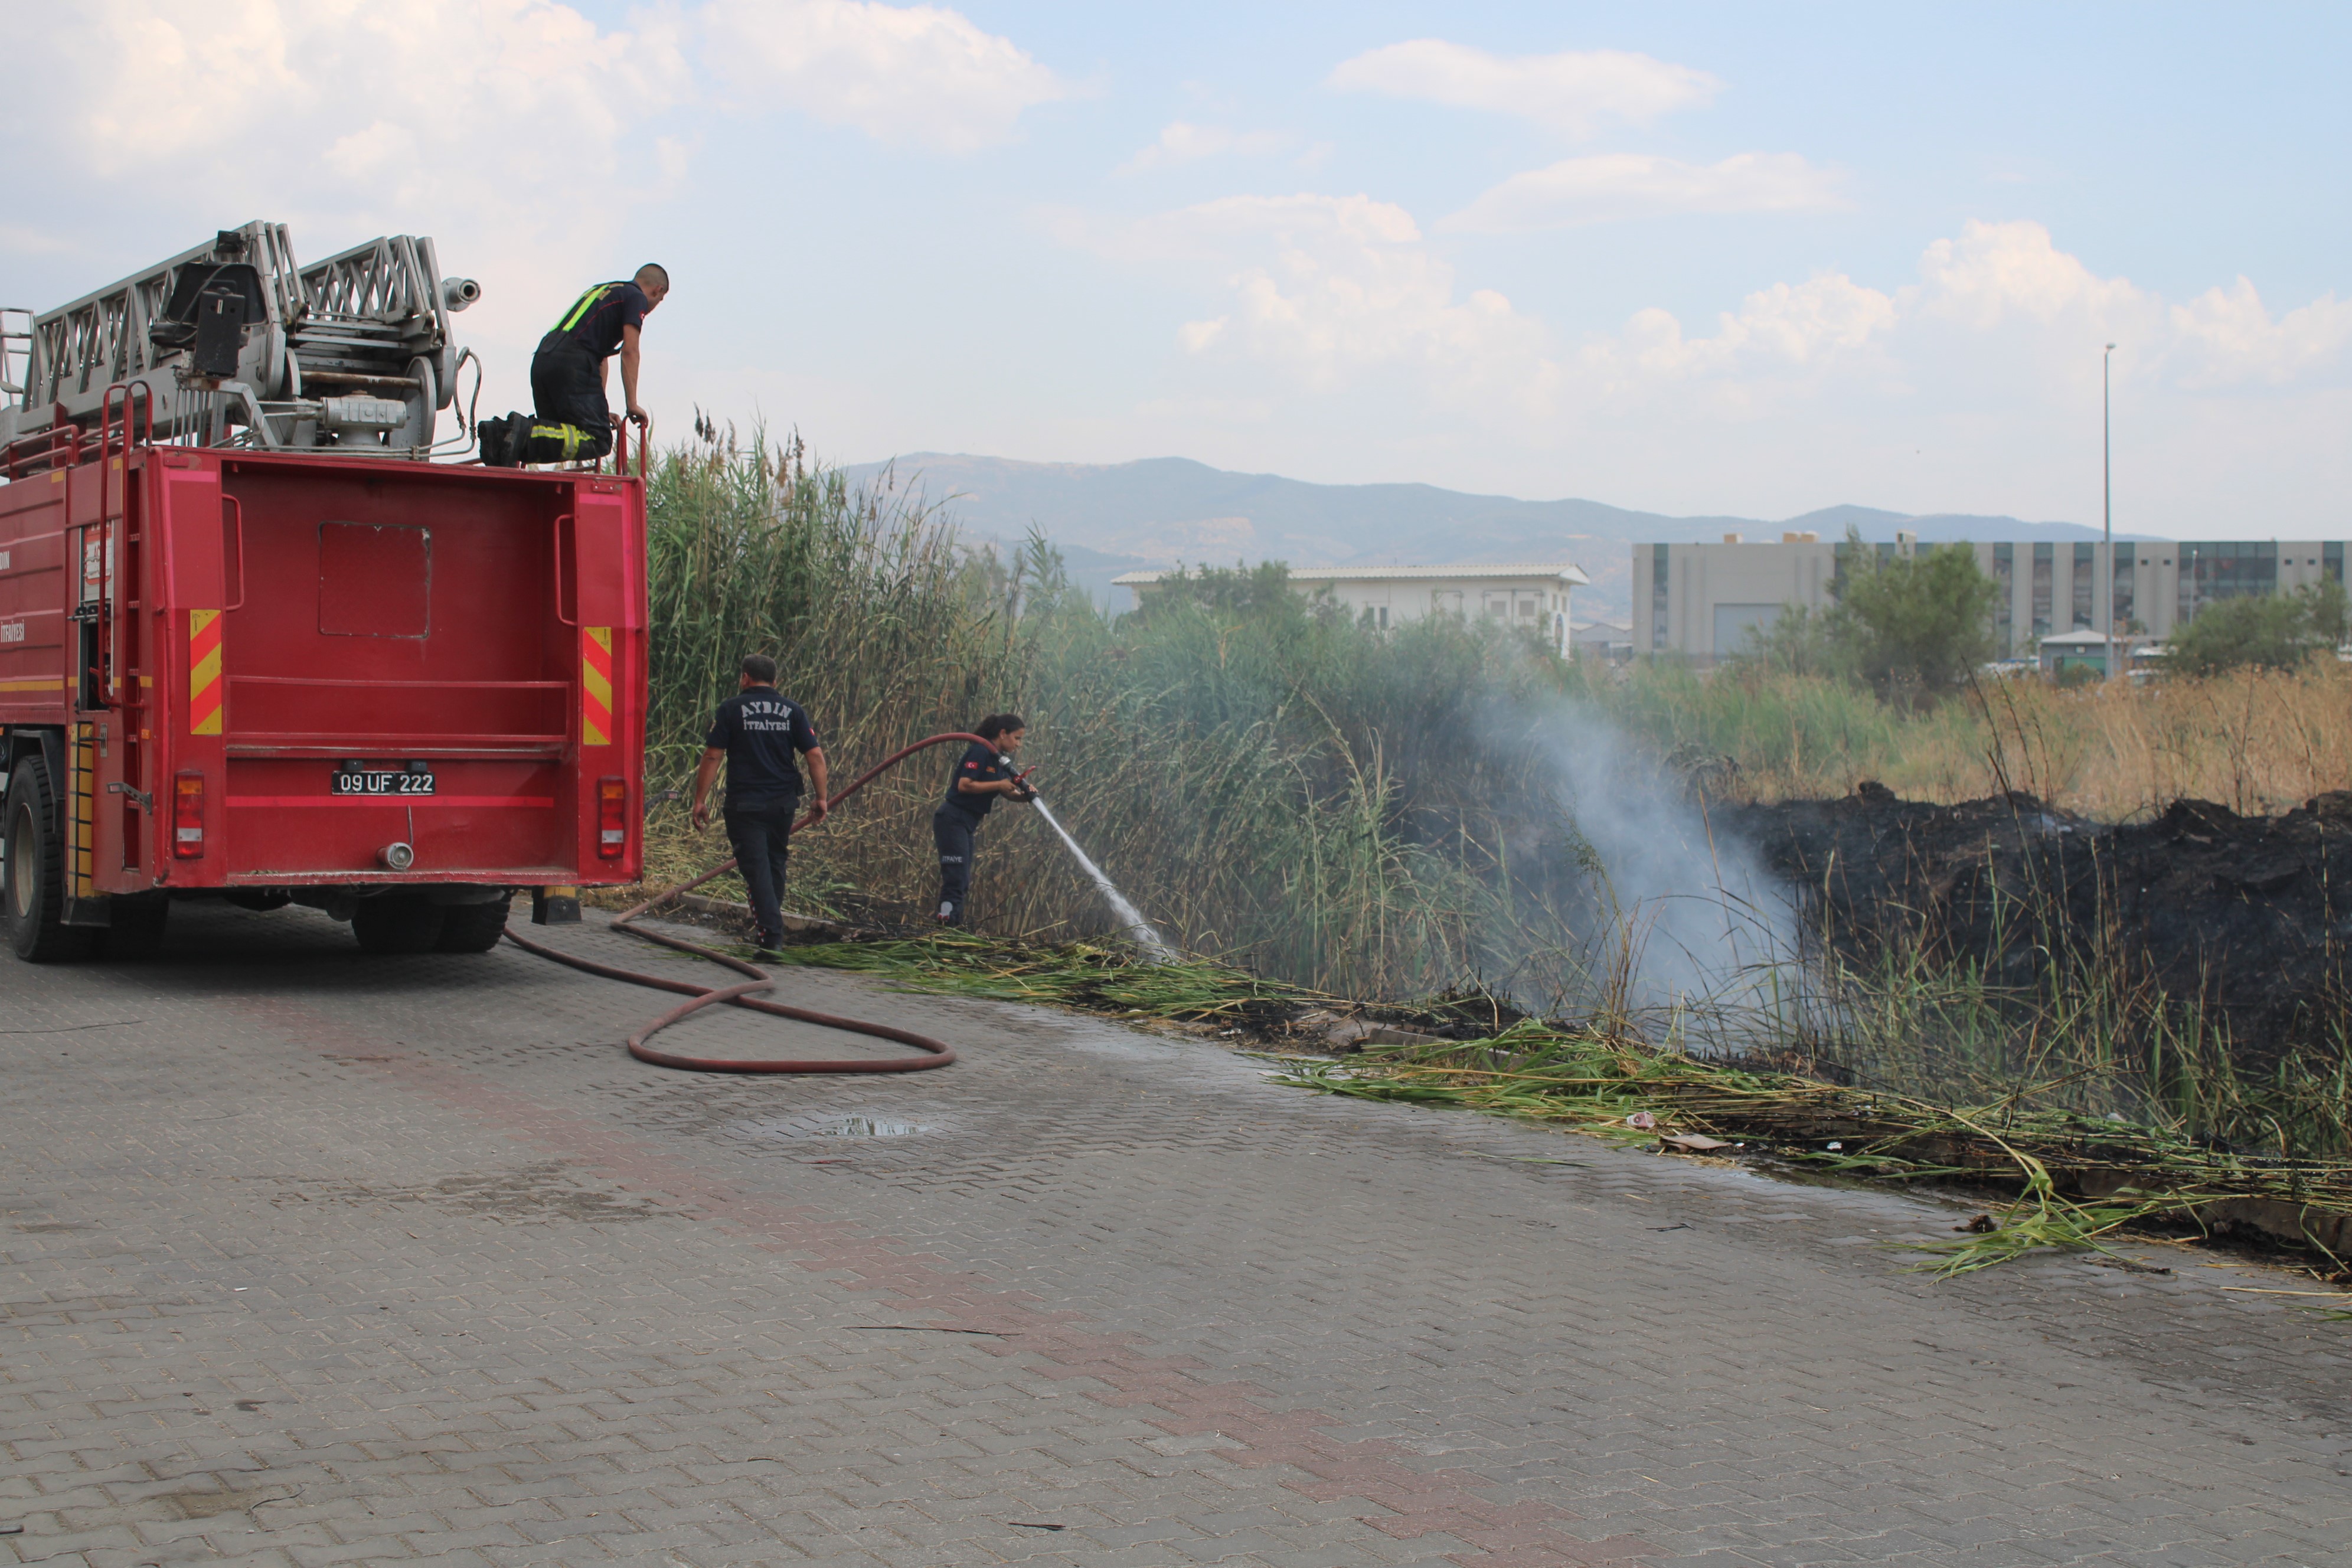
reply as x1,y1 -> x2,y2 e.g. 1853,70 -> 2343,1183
639,435 -> 1567,998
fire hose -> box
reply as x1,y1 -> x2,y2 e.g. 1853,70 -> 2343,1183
502,732 -> 1004,1074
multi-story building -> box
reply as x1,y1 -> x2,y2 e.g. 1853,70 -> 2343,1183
1112,563 -> 1588,654
1632,534 -> 2348,662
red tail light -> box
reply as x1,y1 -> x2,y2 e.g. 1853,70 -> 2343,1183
596,776 -> 626,859
172,770 -> 205,859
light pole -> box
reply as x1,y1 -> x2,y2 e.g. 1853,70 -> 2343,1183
2103,342 -> 2117,682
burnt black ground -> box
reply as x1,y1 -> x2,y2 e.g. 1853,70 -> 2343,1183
1716,787 -> 2352,1053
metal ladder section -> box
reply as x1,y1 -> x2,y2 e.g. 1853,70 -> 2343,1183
0,223 -> 468,452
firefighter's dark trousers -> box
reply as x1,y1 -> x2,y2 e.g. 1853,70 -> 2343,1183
725,799 -> 796,946
518,339 -> 613,463
933,806 -> 980,924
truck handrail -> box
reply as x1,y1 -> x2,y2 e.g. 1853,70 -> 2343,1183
611,411 -> 649,478
551,513 -> 576,626
99,380 -> 154,462
221,494 -> 248,612
99,382 -> 153,546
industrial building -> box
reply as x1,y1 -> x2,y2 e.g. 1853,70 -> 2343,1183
1633,534 -> 2349,663
1112,563 -> 1589,655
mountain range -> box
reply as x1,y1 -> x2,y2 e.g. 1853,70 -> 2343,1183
837,453 -> 2135,621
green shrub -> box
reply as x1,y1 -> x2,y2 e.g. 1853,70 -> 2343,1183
1824,533 -> 2000,695
2165,579 -> 2349,677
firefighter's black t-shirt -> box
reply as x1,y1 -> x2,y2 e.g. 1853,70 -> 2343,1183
705,688 -> 820,809
545,280 -> 651,360
942,741 -> 1012,822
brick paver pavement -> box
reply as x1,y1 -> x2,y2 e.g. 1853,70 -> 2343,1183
1,902 -> 2347,1568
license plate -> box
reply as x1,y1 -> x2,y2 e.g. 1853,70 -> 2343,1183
331,766 -> 436,796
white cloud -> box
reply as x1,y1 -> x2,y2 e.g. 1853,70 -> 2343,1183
1329,40 -> 1717,137
1116,122 -> 1293,175
18,0 -> 687,270
1087,194 -> 1557,407
1442,152 -> 1847,232
1577,275 -> 1897,415
1908,224 -> 2352,390
2168,279 -> 2352,387
700,0 -> 1063,153
1577,218 -> 2352,416
55,0 -> 682,183
1916,218 -> 2145,329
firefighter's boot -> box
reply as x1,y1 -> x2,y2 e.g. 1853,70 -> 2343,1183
477,414 -> 516,467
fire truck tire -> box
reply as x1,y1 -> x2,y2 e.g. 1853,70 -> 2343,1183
4,760 -> 96,963
434,894 -> 514,953
100,894 -> 171,959
352,894 -> 447,955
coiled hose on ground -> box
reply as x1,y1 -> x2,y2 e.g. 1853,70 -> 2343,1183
503,733 -> 997,1074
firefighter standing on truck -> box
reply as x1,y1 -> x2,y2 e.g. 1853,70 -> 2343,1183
933,714 -> 1033,926
482,263 -> 668,466
691,655 -> 828,953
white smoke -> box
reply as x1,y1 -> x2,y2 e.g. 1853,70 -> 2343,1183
1502,699 -> 1805,1045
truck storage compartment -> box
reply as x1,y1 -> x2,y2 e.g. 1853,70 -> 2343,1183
186,458 -> 638,883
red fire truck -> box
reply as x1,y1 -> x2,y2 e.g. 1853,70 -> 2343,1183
0,225 -> 646,959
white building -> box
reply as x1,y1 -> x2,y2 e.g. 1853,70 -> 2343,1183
1632,534 -> 2349,662
1569,618 -> 1634,662
1112,563 -> 1589,654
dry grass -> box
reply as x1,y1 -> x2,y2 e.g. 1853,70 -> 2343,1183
1613,660 -> 2352,819
1953,663 -> 2352,818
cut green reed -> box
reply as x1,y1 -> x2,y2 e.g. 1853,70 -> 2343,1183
753,932 -> 1318,1021
1277,1024 -> 2352,1276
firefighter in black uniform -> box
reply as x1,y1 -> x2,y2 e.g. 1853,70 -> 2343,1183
932,714 -> 1033,926
690,654 -> 828,953
482,263 -> 669,466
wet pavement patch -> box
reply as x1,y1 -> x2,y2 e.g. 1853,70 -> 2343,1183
282,1161 -> 676,1224
726,1115 -> 937,1142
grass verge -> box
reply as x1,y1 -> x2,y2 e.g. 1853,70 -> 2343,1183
1276,1024 -> 2352,1278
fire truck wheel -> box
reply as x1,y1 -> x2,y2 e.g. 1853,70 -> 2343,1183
351,894 -> 447,955
435,895 -> 514,953
100,894 -> 171,959
4,760 -> 97,963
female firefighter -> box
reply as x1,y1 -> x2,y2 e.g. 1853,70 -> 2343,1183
932,714 -> 1033,925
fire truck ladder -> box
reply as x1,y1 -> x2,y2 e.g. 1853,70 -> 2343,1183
0,222 -> 479,462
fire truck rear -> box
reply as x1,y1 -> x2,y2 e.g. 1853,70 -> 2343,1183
0,223 -> 646,959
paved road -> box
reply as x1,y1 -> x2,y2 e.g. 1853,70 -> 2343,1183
2,901 -> 2347,1568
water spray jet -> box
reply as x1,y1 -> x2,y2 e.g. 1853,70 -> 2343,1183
1027,795 -> 1176,962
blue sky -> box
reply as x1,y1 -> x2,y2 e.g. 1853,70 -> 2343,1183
12,1 -> 2351,535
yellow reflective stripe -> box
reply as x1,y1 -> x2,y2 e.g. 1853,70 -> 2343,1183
553,282 -> 618,334
528,423 -> 596,460
582,627 -> 613,747
190,608 -> 224,736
